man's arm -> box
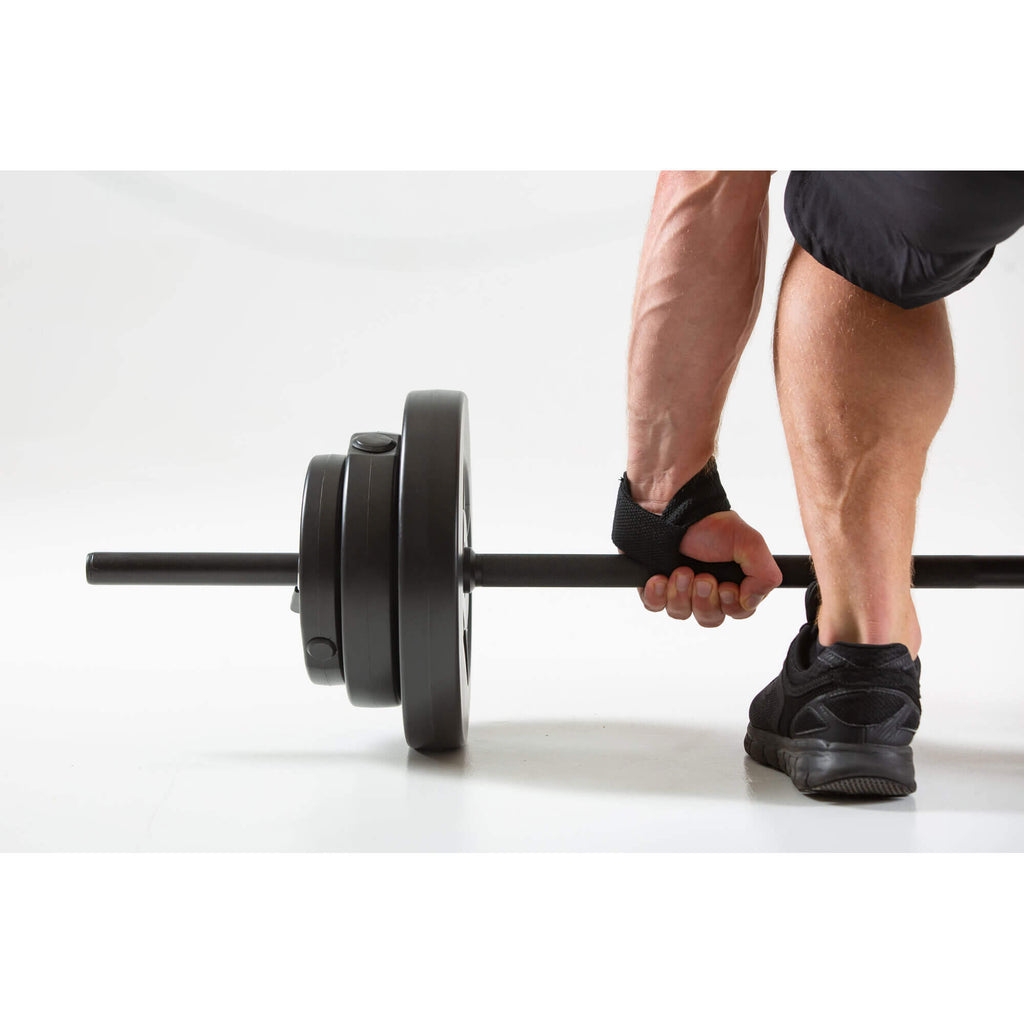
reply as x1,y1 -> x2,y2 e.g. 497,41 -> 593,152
626,170 -> 781,624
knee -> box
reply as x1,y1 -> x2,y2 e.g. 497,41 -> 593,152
784,172 -> 996,310
829,239 -> 992,311
879,249 -> 994,310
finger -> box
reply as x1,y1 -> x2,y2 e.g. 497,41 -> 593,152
691,573 -> 725,628
680,513 -> 783,610
641,575 -> 669,612
738,581 -> 767,613
738,568 -> 779,613
719,582 -> 754,620
734,537 -> 784,612
666,567 -> 694,620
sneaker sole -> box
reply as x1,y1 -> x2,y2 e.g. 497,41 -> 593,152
744,725 -> 916,797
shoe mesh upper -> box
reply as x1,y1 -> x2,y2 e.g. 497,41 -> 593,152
748,586 -> 922,743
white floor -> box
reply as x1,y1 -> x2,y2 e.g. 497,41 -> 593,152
4,569 -> 1023,852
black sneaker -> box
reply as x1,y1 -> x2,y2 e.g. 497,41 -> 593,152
744,583 -> 921,797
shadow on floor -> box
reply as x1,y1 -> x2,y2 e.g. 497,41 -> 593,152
409,719 -> 913,809
409,719 -> 751,801
214,718 -> 1024,813
406,718 -> 1024,813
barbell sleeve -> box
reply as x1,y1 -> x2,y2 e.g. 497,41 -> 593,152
86,552 -> 300,586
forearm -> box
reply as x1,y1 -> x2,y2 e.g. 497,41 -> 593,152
627,171 -> 771,512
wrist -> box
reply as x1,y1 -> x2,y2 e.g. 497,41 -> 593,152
625,455 -> 717,513
612,459 -> 732,579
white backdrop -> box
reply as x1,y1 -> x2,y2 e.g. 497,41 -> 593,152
3,171 -> 1024,851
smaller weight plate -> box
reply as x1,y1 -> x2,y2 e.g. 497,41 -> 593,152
398,390 -> 472,751
340,433 -> 401,707
299,454 -> 346,685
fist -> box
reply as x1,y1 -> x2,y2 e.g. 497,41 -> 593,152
638,511 -> 783,627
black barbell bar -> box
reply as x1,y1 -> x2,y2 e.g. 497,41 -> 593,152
85,551 -> 299,586
85,550 -> 1024,590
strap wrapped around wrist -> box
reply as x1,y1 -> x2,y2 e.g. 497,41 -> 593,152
611,459 -> 731,578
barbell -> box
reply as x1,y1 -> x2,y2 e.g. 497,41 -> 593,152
86,389 -> 1024,751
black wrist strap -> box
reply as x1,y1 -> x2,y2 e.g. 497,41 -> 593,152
611,459 -> 731,578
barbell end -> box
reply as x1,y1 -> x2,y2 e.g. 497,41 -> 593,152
85,552 -> 300,586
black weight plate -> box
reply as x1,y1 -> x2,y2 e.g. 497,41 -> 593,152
340,433 -> 401,707
398,390 -> 472,751
299,454 -> 346,685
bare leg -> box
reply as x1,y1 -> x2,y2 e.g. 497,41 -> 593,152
774,244 -> 955,659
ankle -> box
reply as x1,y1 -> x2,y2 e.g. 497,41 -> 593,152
817,601 -> 922,659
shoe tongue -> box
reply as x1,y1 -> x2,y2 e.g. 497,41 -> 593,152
804,581 -> 822,624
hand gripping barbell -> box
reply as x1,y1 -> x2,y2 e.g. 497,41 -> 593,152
86,390 -> 1024,752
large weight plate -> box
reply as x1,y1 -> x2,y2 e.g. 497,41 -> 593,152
398,390 -> 472,751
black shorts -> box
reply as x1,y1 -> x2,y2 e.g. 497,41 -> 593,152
784,171 -> 1024,309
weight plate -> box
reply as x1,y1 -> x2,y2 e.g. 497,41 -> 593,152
398,390 -> 472,751
299,454 -> 346,685
341,433 -> 402,707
